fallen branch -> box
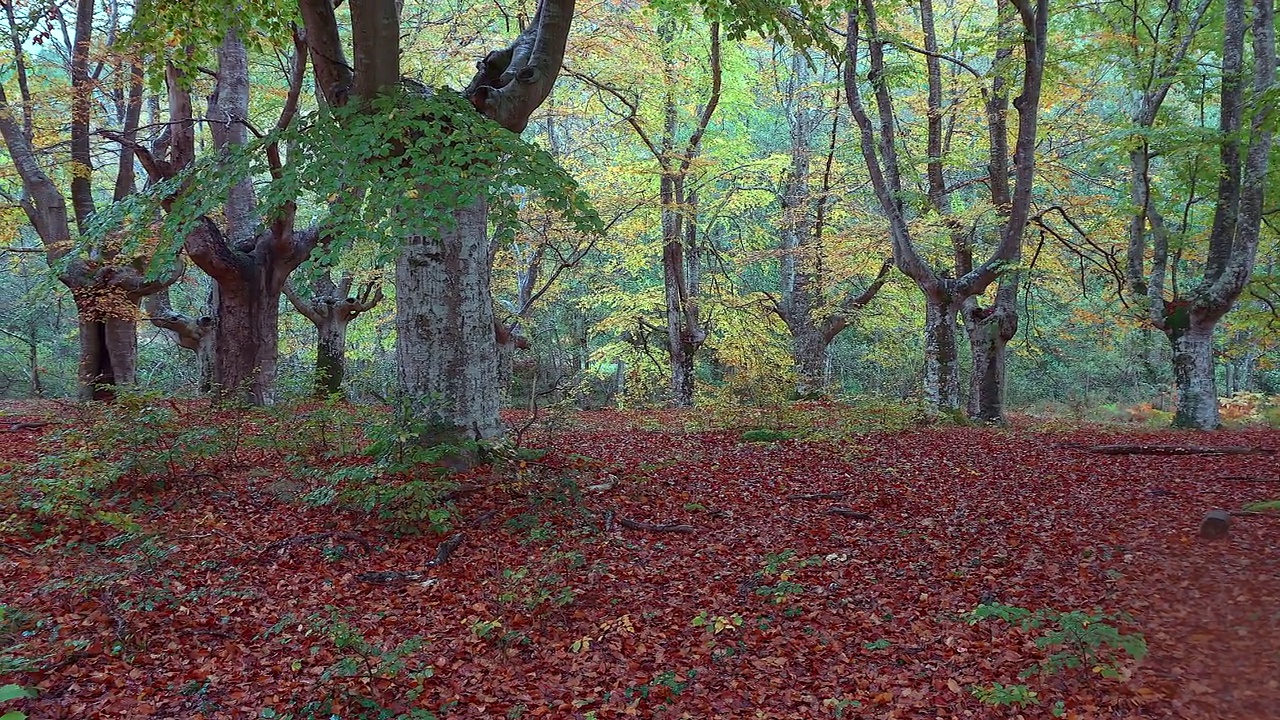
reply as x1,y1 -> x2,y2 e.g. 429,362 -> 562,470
788,492 -> 847,501
826,508 -> 873,520
1,421 -> 49,432
356,533 -> 464,585
1221,475 -> 1280,483
260,531 -> 373,562
1081,444 -> 1273,456
617,517 -> 696,534
0,541 -> 33,557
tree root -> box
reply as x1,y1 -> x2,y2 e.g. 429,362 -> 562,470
1,421 -> 49,432
260,531 -> 373,562
355,533 -> 464,585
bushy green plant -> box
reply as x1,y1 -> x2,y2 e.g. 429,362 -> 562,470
740,428 -> 795,443
964,603 -> 1148,680
0,683 -> 33,720
295,401 -> 468,535
971,682 -> 1037,709
1,391 -> 226,519
261,608 -> 437,720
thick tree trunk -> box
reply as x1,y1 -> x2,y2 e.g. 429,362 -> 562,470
396,198 -> 502,440
1169,321 -> 1220,429
315,318 -> 349,397
964,299 -> 1018,422
73,295 -> 139,401
922,295 -> 961,414
791,322 -> 827,398
214,272 -> 281,404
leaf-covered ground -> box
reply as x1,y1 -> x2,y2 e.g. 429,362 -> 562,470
1,401 -> 1277,719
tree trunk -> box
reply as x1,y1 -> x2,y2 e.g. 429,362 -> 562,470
1169,320 -> 1220,429
315,317 -> 349,397
28,343 -> 42,397
73,294 -> 140,401
791,321 -> 827,398
396,197 -> 502,440
922,295 -> 961,414
214,271 -> 281,404
964,297 -> 1018,422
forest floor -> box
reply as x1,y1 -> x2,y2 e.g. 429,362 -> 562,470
0,399 -> 1277,720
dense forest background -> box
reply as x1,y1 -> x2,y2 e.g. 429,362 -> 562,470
1,0 -> 1277,425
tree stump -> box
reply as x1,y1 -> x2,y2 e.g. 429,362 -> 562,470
1200,510 -> 1231,539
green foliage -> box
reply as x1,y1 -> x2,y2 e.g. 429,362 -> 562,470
752,549 -> 821,604
88,90 -> 601,280
1243,500 -> 1280,512
691,611 -> 743,634
739,428 -> 794,442
965,603 -> 1148,680
296,405 -> 463,536
0,391 -> 225,520
0,683 -> 33,720
126,0 -> 297,89
261,607 -> 436,720
971,682 -> 1038,709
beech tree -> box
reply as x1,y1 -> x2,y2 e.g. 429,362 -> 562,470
0,0 -> 181,399
1116,0 -> 1276,428
284,270 -> 384,397
766,51 -> 891,397
295,0 -> 578,437
104,22 -> 318,405
843,0 -> 1048,418
573,18 -> 722,407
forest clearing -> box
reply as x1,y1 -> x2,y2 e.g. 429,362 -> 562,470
1,400 -> 1277,719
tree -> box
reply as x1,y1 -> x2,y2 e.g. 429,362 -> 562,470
573,17 -> 722,406
766,50 -> 891,396
298,0 -> 577,438
117,25 -> 317,404
284,270 -> 384,397
0,0 -> 181,399
1117,0 -> 1276,428
843,0 -> 1048,419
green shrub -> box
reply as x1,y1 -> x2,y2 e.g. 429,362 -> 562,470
965,603 -> 1147,680
740,428 -> 794,443
0,683 -> 33,720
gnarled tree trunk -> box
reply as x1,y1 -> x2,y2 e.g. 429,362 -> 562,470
963,283 -> 1019,422
1170,319 -> 1219,428
286,272 -> 384,397
396,198 -> 502,438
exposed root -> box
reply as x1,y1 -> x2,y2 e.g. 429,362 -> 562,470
356,533 -> 464,585
1080,444 -> 1273,456
789,492 -> 847,501
826,508 -> 873,520
260,531 -> 373,562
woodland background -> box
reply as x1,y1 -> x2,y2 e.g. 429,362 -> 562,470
0,0 -> 1275,428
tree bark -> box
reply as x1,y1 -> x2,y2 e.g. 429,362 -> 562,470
1170,321 -> 1220,428
285,272 -> 383,397
1120,0 -> 1275,429
963,286 -> 1018,422
845,0 -> 1046,417
0,2 -> 181,400
298,0 -> 576,435
396,198 -> 502,439
923,294 -> 962,413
